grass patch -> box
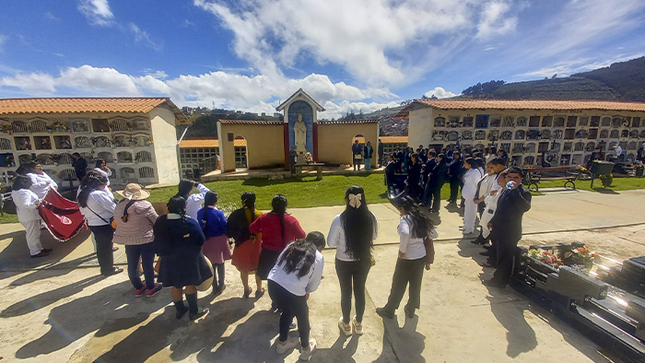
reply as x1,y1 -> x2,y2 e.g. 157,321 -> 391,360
533,177 -> 645,193
146,174 -> 458,213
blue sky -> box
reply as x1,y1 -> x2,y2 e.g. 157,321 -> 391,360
0,0 -> 644,119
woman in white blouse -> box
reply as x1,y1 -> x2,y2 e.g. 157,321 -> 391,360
11,175 -> 52,258
78,172 -> 122,276
377,196 -> 437,320
328,185 -> 378,336
94,159 -> 112,187
26,162 -> 57,199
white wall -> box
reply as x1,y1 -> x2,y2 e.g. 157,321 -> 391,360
407,107 -> 434,148
149,107 -> 180,185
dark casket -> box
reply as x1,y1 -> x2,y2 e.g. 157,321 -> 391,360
512,243 -> 645,362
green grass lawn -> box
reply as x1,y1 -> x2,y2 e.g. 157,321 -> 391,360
1,174 -> 644,224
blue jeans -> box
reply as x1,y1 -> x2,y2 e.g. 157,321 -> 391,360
125,242 -> 156,290
365,157 -> 371,170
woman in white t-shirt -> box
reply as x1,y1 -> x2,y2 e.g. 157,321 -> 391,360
26,162 -> 58,199
377,196 -> 437,320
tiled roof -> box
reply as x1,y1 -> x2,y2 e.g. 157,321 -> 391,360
218,119 -> 283,125
179,138 -> 247,148
380,136 -> 408,143
318,119 -> 379,125
0,97 -> 188,122
395,99 -> 645,118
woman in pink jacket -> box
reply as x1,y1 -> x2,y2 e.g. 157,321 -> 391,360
113,184 -> 161,298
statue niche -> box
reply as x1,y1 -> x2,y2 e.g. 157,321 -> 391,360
294,114 -> 307,154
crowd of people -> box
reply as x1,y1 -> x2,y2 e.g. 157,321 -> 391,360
10,145 -> 534,358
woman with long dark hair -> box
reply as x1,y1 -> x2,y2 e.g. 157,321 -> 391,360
176,179 -> 211,221
268,238 -> 325,360
376,196 -> 437,319
78,173 -> 121,276
198,191 -> 230,295
94,159 -> 112,187
154,196 -> 211,320
328,185 -> 378,336
250,194 -> 306,299
227,191 -> 264,298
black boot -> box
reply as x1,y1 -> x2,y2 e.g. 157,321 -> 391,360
186,292 -> 209,320
174,300 -> 188,319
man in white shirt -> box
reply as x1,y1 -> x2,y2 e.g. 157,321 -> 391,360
26,162 -> 58,199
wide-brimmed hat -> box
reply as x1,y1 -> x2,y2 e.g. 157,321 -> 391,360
116,183 -> 150,200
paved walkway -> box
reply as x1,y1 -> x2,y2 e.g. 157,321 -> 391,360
0,189 -> 643,362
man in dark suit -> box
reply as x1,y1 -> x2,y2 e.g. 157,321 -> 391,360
484,167 -> 532,288
71,152 -> 87,181
378,138 -> 384,167
421,151 -> 436,186
422,153 -> 447,212
352,140 -> 363,170
447,153 -> 463,204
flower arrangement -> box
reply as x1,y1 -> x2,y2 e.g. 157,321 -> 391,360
562,246 -> 598,269
304,152 -> 314,164
528,249 -> 563,268
599,173 -> 613,187
576,165 -> 587,172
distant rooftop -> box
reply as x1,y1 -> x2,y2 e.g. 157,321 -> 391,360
0,97 -> 188,122
396,99 -> 645,119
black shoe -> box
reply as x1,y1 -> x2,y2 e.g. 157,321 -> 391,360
31,250 -> 51,258
103,267 -> 123,276
404,306 -> 415,319
376,307 -> 394,319
479,251 -> 490,256
41,248 -> 53,253
176,304 -> 188,319
243,288 -> 252,299
189,307 -> 209,320
482,279 -> 507,288
255,288 -> 265,299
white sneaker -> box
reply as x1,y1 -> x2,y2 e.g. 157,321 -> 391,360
338,317 -> 352,336
299,339 -> 317,361
276,336 -> 300,354
352,316 -> 363,335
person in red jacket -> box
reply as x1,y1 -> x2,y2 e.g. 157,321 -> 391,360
250,194 -> 306,299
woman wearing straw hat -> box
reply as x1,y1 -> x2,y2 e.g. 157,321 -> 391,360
113,183 -> 162,297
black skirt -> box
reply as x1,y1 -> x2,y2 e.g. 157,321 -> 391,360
257,248 -> 282,280
158,248 -> 213,288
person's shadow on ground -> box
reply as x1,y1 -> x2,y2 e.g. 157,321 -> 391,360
0,228 -> 91,284
15,280 -> 169,359
91,295 -> 256,363
374,316 -> 425,363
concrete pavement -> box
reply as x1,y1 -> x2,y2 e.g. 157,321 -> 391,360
1,188 -> 644,362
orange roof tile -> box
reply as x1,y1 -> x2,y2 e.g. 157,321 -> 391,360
219,119 -> 282,125
319,119 -> 379,125
0,97 -> 188,122
396,99 -> 645,118
179,138 -> 247,148
380,136 -> 408,143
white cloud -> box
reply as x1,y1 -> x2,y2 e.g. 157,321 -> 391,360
534,0 -> 645,58
78,0 -> 114,26
194,0 -> 521,86
424,87 -> 458,99
476,1 -> 517,39
0,65 -> 399,119
129,23 -> 162,51
0,72 -> 57,92
518,53 -> 645,79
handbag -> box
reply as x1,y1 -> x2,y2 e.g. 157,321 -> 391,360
197,255 -> 215,292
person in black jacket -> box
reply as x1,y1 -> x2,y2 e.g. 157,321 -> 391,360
421,151 -> 436,186
352,140 -> 363,171
406,153 -> 423,201
378,139 -> 384,167
447,153 -> 463,204
483,167 -> 532,288
155,196 -> 212,320
72,152 -> 88,181
422,154 -> 448,212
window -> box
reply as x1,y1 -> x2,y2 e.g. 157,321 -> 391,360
578,117 -> 589,126
462,117 -> 473,127
475,115 -> 489,128
14,136 -> 31,150
538,142 -> 549,153
590,116 -> 600,127
516,117 -> 527,127
514,130 -> 525,140
34,136 -> 52,150
574,142 -> 584,152
554,117 -> 565,127
567,116 -> 577,127
588,129 -> 598,139
461,130 -> 473,140
448,116 -> 460,128
585,142 -> 596,152
564,129 -> 575,140
610,130 -> 619,138
632,117 -> 641,128
563,142 -> 572,152
600,129 -> 609,138
490,116 -> 501,127
512,143 -> 524,154
434,117 -> 446,127
601,117 -> 611,127
502,116 -> 514,127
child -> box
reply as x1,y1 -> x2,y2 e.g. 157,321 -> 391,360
198,191 -> 230,295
